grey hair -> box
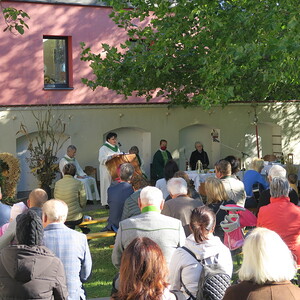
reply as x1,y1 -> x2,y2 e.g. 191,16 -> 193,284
195,141 -> 203,147
268,165 -> 286,179
120,163 -> 134,181
167,177 -> 188,196
67,145 -> 77,151
270,177 -> 289,198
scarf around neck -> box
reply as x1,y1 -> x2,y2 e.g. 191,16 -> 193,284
104,142 -> 119,152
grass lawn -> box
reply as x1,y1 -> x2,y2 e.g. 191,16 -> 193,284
82,208 -> 116,298
82,207 -> 242,299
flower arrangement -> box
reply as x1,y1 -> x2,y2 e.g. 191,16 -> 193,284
0,153 -> 20,205
17,108 -> 69,195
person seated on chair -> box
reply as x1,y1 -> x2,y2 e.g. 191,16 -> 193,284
223,227 -> 300,300
257,177 -> 300,267
215,160 -> 246,207
60,145 -> 100,204
257,165 -> 299,212
169,206 -> 232,299
112,186 -> 185,268
288,173 -> 299,196
243,158 -> 269,208
162,177 -> 203,237
205,177 -> 236,241
54,163 -> 88,233
0,210 -> 68,299
224,155 -> 240,179
112,237 -> 183,300
121,175 -> 149,221
155,159 -> 179,199
103,163 -> 135,232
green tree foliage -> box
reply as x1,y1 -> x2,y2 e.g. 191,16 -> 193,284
81,0 -> 300,108
1,0 -> 29,34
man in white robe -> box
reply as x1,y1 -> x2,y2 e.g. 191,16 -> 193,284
98,132 -> 121,207
59,145 -> 100,203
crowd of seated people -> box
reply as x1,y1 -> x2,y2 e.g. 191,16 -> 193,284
1,147 -> 300,299
0,189 -> 92,300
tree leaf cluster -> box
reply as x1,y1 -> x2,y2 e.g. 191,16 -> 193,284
1,1 -> 30,35
81,0 -> 300,108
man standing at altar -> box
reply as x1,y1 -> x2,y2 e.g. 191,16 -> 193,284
59,145 -> 100,204
151,139 -> 172,182
98,132 -> 121,207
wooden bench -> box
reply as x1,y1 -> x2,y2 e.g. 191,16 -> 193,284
79,217 -> 108,226
86,231 -> 116,240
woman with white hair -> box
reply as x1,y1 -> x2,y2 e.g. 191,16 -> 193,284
223,227 -> 300,299
242,157 -> 269,208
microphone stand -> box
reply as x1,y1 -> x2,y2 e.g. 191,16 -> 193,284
213,138 -> 250,170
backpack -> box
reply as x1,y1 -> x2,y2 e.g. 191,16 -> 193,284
180,246 -> 231,300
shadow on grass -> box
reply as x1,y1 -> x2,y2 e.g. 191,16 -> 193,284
82,208 -> 117,298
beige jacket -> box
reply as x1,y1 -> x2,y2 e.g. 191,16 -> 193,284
54,175 -> 86,221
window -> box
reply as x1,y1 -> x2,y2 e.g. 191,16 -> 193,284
43,36 -> 72,89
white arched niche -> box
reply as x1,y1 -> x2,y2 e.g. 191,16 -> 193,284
179,125 -> 220,170
244,122 -> 281,159
16,132 -> 70,193
102,127 -> 151,178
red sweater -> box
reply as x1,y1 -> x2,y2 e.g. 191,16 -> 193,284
257,196 -> 300,266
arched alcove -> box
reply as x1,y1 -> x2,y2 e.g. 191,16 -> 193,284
178,125 -> 220,170
103,127 -> 151,177
16,132 -> 69,193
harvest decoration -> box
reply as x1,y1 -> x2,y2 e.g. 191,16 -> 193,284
16,108 -> 69,196
0,153 -> 20,205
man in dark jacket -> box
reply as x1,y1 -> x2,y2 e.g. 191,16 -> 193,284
151,139 -> 172,182
104,163 -> 134,231
0,210 -> 68,299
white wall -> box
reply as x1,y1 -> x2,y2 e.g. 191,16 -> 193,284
1,102 -> 299,193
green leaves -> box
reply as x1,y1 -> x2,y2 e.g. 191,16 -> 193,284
80,0 -> 300,108
2,5 -> 30,35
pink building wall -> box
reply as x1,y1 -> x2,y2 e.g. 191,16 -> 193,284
0,1 -> 164,106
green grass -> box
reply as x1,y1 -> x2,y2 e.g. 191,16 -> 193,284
82,209 -> 117,298
82,208 -> 243,298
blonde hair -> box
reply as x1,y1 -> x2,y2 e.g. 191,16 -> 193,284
205,177 -> 228,204
239,227 -> 297,284
251,158 -> 264,172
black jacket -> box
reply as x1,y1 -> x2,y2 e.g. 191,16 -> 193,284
189,150 -> 209,170
0,244 -> 68,299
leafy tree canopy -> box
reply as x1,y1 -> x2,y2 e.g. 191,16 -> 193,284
1,0 -> 29,34
80,0 -> 300,108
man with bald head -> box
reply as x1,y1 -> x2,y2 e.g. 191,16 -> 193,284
0,188 -> 48,250
112,186 -> 185,268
